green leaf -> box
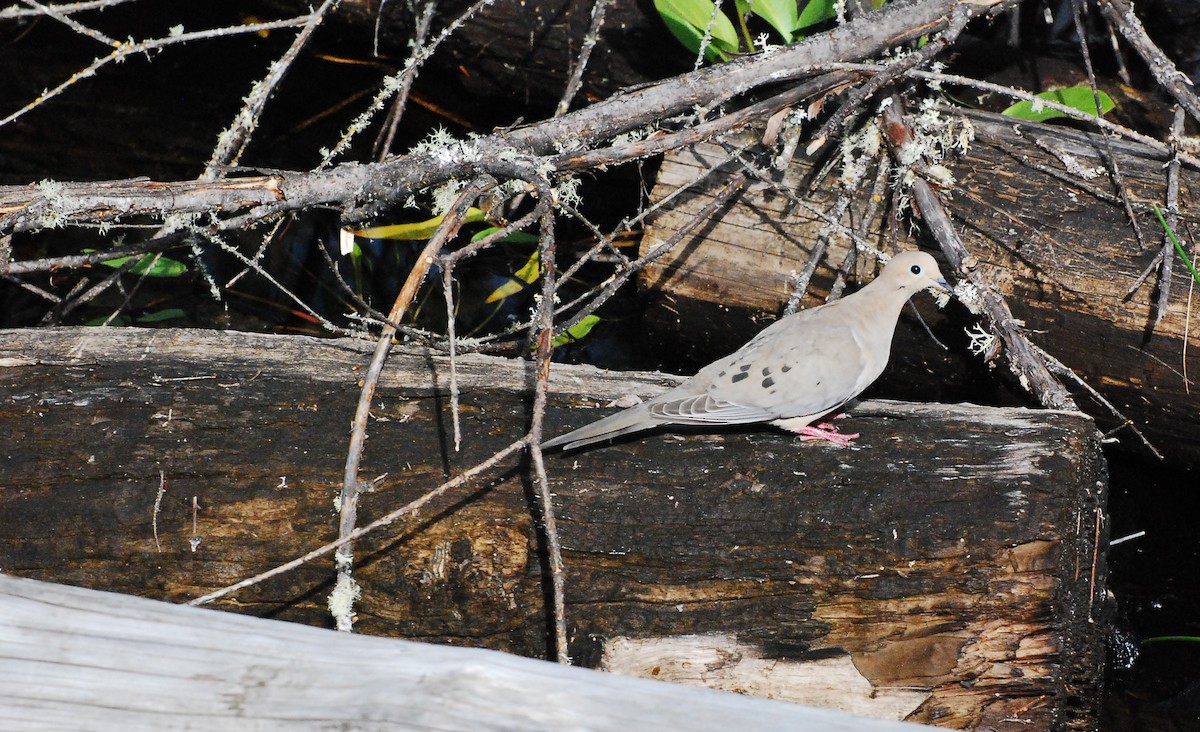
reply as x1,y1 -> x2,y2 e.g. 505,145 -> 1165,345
485,249 -> 541,303
744,0 -> 796,43
469,227 -> 540,245
86,250 -> 187,278
84,315 -> 129,326
135,308 -> 188,323
796,0 -> 836,32
654,0 -> 740,62
1002,86 -> 1116,123
355,208 -> 487,240
552,315 -> 602,348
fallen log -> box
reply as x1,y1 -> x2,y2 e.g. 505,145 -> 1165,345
0,327 -> 1107,729
639,109 -> 1200,467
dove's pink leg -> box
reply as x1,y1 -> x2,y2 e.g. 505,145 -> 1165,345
788,414 -> 859,447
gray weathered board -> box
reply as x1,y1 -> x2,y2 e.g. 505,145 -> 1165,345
0,574 -> 937,731
0,327 -> 1107,730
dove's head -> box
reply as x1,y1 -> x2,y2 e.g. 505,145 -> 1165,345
879,251 -> 951,297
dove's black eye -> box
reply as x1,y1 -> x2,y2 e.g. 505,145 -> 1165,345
910,264 -> 922,275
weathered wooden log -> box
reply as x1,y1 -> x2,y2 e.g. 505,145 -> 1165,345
639,109 -> 1200,467
0,327 -> 1107,730
0,574 -> 935,731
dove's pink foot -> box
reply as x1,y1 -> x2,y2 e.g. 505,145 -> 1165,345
792,420 -> 859,447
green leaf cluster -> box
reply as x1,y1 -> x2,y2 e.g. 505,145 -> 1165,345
653,0 -> 842,61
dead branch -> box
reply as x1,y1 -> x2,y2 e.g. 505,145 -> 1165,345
0,0 -> 1014,235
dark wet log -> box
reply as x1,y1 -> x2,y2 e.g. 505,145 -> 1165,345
638,109 -> 1200,467
0,327 -> 1106,730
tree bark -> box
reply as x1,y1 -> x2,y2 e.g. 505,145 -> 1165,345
0,327 -> 1106,730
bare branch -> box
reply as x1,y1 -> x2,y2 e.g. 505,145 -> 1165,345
203,0 -> 342,178
333,179 -> 493,630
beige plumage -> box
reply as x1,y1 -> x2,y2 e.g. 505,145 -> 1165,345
543,251 -> 950,451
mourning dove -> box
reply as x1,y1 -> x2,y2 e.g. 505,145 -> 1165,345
543,251 -> 950,451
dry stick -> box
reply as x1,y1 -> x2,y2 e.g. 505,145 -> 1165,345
879,102 -> 1076,410
0,0 -> 136,18
831,155 -> 891,299
722,144 -> 891,263
1155,106 -> 1186,327
189,438 -> 529,606
96,253 -> 167,326
805,4 -> 972,156
1,237 -> 181,275
783,194 -> 851,315
886,67 -> 1200,169
555,0 -> 610,117
1028,341 -> 1163,459
910,173 -> 1077,410
552,72 -> 855,172
1068,0 -> 1146,252
440,261 -> 463,451
196,227 -> 355,337
1,274 -> 60,304
554,170 -> 749,336
0,15 -> 316,128
460,153 -> 739,352
332,182 -> 492,631
443,196 -> 551,266
1101,11 -> 1132,85
322,0 -> 494,167
530,207 -> 569,663
18,0 -> 117,46
0,3 -> 1029,232
1097,0 -> 1200,125
203,0 -> 341,178
42,256 -> 139,324
372,0 -> 439,160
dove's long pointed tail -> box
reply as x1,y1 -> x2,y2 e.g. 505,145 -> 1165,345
541,404 -> 662,451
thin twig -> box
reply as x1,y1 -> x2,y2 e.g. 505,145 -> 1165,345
333,180 -> 492,630
1027,341 -> 1162,459
322,0 -> 494,167
18,0 -> 117,46
188,438 -> 529,607
1155,106 -> 1185,326
203,0 -> 341,178
831,154 -> 890,299
440,260 -> 463,451
806,5 -> 972,155
0,15 -> 318,128
555,170 -> 748,336
552,72 -> 856,171
1068,0 -> 1146,252
1097,0 -> 1200,125
530,207 -> 569,663
0,0 -> 135,18
373,0 -> 439,160
880,100 -> 1076,410
555,0 -> 609,117
783,195 -> 850,314
196,227 -> 356,337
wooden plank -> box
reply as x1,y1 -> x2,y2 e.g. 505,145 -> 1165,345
0,327 -> 1107,730
0,574 -> 934,731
